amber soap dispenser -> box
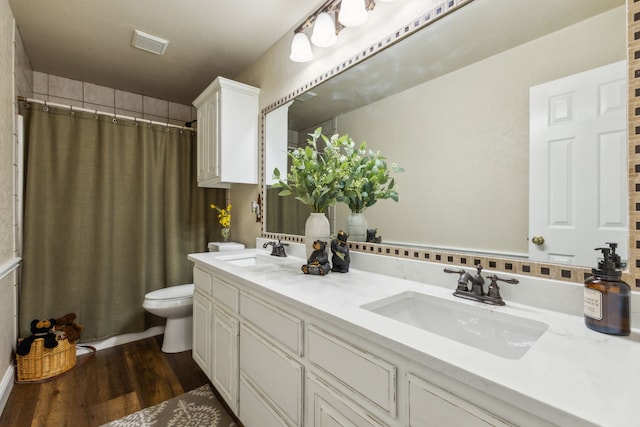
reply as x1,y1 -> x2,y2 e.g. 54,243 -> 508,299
584,242 -> 630,336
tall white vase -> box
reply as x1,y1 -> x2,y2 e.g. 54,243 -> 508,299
305,213 -> 330,258
346,211 -> 367,242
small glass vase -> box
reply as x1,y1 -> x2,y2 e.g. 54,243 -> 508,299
220,227 -> 231,242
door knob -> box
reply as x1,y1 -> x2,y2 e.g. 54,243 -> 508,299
531,235 -> 545,245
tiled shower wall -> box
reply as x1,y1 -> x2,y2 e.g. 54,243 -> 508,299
31,71 -> 196,127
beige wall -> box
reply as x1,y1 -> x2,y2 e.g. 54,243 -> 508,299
335,6 -> 625,255
0,0 -> 18,406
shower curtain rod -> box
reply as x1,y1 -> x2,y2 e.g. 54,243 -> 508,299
18,96 -> 197,132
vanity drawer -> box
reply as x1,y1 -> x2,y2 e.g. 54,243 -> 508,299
240,323 -> 304,426
193,266 -> 212,295
212,273 -> 239,313
307,325 -> 397,417
240,291 -> 303,356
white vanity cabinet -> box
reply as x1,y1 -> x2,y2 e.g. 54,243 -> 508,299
192,266 -> 213,376
192,76 -> 260,188
210,273 -> 241,413
192,266 -> 241,414
238,291 -> 305,426
189,259 -> 540,427
406,373 -> 512,427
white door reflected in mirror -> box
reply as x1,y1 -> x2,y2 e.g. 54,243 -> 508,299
529,60 -> 628,266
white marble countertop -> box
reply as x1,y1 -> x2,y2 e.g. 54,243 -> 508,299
189,248 -> 639,427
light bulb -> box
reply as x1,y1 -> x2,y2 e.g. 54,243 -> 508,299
338,0 -> 368,28
289,32 -> 313,62
311,12 -> 337,47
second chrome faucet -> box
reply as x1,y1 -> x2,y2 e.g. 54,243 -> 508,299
444,264 -> 518,306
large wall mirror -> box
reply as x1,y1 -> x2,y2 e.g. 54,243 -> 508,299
263,0 -> 627,272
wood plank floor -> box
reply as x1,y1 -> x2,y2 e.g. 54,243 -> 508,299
0,336 -> 238,427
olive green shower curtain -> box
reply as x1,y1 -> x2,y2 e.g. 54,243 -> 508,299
19,102 -> 222,341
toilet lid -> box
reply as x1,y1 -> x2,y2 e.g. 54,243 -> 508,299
145,284 -> 194,300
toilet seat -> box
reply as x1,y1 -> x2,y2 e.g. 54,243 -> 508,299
145,284 -> 194,301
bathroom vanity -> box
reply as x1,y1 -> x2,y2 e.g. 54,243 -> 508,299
189,246 -> 639,427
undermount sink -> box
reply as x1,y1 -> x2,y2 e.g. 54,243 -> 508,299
218,252 -> 274,267
217,251 -> 295,269
361,291 -> 549,360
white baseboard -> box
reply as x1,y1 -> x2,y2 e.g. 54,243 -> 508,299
77,326 -> 165,355
0,364 -> 14,417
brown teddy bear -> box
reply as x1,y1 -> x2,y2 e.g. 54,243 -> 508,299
54,313 -> 83,342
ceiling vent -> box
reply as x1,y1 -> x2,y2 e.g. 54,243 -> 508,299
131,30 -> 169,55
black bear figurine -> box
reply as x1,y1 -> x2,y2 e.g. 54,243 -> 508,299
301,240 -> 331,275
331,230 -> 350,273
366,228 -> 382,244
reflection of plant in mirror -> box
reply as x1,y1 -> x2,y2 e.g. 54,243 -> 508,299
338,139 -> 404,214
273,128 -> 351,213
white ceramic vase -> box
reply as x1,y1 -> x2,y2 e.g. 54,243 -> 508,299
305,212 -> 330,258
346,211 -> 367,242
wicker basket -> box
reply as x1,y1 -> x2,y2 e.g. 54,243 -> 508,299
16,338 -> 77,382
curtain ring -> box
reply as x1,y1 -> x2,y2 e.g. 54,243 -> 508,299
112,117 -> 117,124
94,110 -> 99,120
133,118 -> 138,127
69,106 -> 74,116
42,101 -> 49,112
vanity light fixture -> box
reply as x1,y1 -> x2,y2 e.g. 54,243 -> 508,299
338,0 -> 369,27
289,0 -> 378,63
290,33 -> 314,62
311,12 -> 338,47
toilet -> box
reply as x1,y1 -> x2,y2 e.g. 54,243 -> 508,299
142,283 -> 194,353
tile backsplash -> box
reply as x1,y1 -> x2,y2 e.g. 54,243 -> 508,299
32,71 -> 195,127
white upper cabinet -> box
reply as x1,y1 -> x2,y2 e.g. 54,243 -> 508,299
193,77 -> 260,188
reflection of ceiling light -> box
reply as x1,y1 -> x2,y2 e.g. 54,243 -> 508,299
290,0 -> 379,63
131,30 -> 169,55
289,32 -> 313,62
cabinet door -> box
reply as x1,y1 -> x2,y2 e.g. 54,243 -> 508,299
407,373 -> 512,427
197,92 -> 219,185
240,323 -> 304,426
212,304 -> 239,414
192,290 -> 211,377
239,374 -> 289,427
307,372 -> 387,427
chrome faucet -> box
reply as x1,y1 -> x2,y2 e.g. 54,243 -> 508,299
263,240 -> 288,257
444,265 -> 518,306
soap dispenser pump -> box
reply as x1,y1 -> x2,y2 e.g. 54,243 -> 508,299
584,242 -> 630,336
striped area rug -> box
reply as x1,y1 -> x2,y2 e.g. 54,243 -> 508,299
101,384 -> 237,427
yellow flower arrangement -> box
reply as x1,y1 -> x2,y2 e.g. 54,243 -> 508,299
210,203 -> 232,228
